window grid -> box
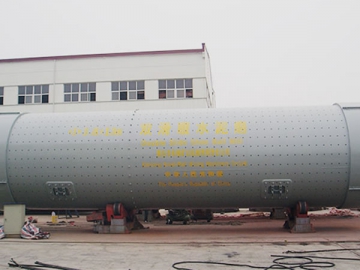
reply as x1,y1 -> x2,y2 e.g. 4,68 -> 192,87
159,79 -> 193,99
111,81 -> 145,101
18,85 -> 49,104
64,83 -> 96,102
0,87 -> 3,105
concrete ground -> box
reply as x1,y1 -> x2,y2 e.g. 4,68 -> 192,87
1,209 -> 360,269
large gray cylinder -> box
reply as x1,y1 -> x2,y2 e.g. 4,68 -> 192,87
0,104 -> 359,210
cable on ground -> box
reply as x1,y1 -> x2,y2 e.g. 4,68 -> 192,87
8,258 -> 80,270
172,248 -> 360,269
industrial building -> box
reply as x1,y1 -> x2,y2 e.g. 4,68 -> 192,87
0,43 -> 215,113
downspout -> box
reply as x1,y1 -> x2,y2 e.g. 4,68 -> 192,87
52,59 -> 57,112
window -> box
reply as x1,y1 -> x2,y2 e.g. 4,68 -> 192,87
64,83 -> 96,102
18,85 -> 49,104
158,79 -> 193,99
111,80 -> 145,101
0,87 -> 3,105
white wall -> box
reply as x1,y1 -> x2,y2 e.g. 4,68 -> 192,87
145,80 -> 159,100
0,49 -> 215,113
0,53 -> 205,85
0,98 -> 209,113
54,53 -> 205,83
0,60 -> 55,86
4,86 -> 18,105
96,82 -> 109,102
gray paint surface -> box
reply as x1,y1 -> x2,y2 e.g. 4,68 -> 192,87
1,104 -> 359,210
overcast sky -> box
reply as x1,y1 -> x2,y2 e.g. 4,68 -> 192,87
0,0 -> 359,108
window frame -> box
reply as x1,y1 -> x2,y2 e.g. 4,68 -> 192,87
111,80 -> 145,101
158,79 -> 193,99
0,87 -> 3,105
64,83 -> 96,103
18,85 -> 49,105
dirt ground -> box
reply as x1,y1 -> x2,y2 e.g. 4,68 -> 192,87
1,209 -> 360,269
